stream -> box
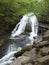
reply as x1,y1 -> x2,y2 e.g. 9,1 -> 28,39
0,35 -> 31,58
0,12 -> 48,65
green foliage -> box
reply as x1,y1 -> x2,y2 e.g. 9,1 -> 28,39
0,0 -> 49,31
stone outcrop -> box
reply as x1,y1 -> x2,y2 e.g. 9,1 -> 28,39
10,29 -> 49,65
10,56 -> 34,65
36,41 -> 48,47
37,55 -> 49,65
43,30 -> 49,40
22,48 -> 36,61
43,30 -> 49,38
40,47 -> 49,56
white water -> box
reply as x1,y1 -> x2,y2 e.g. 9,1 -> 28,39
11,13 -> 39,42
0,13 -> 39,65
0,51 -> 16,65
0,48 -> 21,65
11,15 -> 28,36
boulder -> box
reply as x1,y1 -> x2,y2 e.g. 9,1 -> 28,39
36,41 -> 48,47
43,30 -> 49,40
14,45 -> 34,57
37,55 -> 49,65
24,63 -> 32,65
40,47 -> 49,56
43,30 -> 49,38
22,48 -> 36,61
22,51 -> 29,56
23,45 -> 34,51
10,56 -> 34,65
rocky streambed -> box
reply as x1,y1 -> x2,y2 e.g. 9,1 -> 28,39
0,23 -> 49,65
10,29 -> 49,65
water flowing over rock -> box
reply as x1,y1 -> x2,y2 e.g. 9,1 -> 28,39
0,13 -> 39,65
11,13 -> 39,43
0,51 -> 16,65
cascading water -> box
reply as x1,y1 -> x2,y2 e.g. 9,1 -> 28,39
0,51 -> 16,65
0,13 -> 39,65
11,15 -> 28,37
0,48 -> 21,65
28,15 -> 38,42
11,13 -> 39,43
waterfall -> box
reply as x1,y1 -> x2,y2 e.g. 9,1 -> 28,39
11,15 -> 28,37
0,51 -> 16,65
28,15 -> 38,42
11,13 -> 39,42
0,13 -> 39,65
0,49 -> 21,65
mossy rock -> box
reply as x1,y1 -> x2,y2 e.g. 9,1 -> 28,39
14,45 -> 34,57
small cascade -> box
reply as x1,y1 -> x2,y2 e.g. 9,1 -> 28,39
0,49 -> 21,65
11,13 -> 39,43
0,13 -> 39,65
11,15 -> 28,37
7,43 -> 22,54
28,15 -> 38,42
0,51 -> 16,65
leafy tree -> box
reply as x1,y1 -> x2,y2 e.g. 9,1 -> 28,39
0,0 -> 49,31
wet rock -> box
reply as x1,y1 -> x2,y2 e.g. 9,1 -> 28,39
10,56 -> 34,65
22,51 -> 29,56
14,45 -> 34,57
43,30 -> 49,38
35,35 -> 43,43
37,55 -> 49,65
27,48 -> 36,61
36,41 -> 48,47
40,47 -> 49,56
22,48 -> 36,61
10,35 -> 27,40
23,45 -> 34,51
24,63 -> 32,65
39,24 -> 49,30
43,30 -> 49,40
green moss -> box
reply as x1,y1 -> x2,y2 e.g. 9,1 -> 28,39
14,45 -> 34,57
